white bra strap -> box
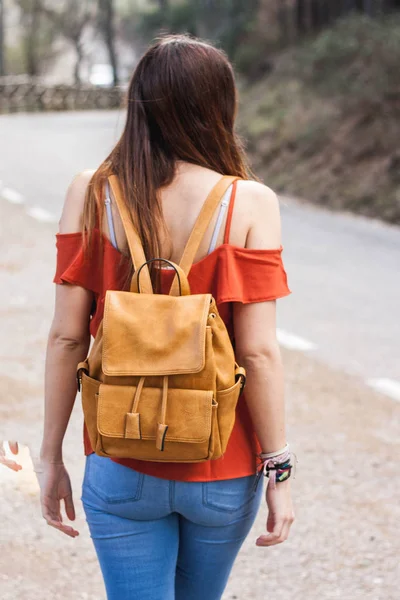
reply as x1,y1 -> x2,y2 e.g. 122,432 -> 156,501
105,182 -> 232,258
207,185 -> 232,254
104,181 -> 118,250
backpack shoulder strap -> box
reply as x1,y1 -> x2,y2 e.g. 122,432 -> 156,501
223,179 -> 239,245
108,175 -> 153,294
170,175 -> 240,296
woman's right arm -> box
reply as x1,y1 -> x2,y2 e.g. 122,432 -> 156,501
233,183 -> 295,546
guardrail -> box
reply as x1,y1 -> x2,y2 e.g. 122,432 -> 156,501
0,79 -> 124,114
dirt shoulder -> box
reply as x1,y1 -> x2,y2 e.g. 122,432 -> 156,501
1,200 -> 399,600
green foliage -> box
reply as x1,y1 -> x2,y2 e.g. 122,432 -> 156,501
139,2 -> 198,36
130,0 -> 260,70
6,0 -> 60,75
240,13 -> 400,224
292,14 -> 400,102
233,43 -> 261,75
5,45 -> 26,75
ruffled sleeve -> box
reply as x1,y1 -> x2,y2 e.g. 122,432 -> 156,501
54,231 -> 103,294
53,230 -> 130,296
212,245 -> 291,304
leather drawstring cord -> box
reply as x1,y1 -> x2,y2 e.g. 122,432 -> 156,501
124,376 -> 169,451
124,377 -> 146,440
156,376 -> 169,451
131,377 -> 146,413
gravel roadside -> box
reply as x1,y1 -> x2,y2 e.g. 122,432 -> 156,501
1,199 -> 399,600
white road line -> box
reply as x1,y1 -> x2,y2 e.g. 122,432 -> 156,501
367,378 -> 400,402
26,206 -> 58,223
277,329 -> 317,351
1,187 -> 24,204
1,181 -> 57,222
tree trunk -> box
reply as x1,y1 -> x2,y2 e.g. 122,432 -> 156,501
362,0 -> 375,13
324,0 -> 331,23
73,39 -> 83,84
26,0 -> 41,76
98,0 -> 119,86
297,0 -> 314,33
342,0 -> 358,10
0,0 -> 5,76
277,0 -> 290,45
296,0 -> 306,33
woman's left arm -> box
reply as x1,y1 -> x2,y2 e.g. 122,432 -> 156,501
38,172 -> 93,538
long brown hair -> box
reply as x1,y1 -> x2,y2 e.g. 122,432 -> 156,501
83,34 -> 253,274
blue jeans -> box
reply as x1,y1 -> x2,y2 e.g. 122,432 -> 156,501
81,453 -> 263,600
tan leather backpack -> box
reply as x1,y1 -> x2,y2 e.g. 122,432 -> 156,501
77,174 -> 246,463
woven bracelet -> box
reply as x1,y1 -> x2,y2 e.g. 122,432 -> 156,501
264,460 -> 292,483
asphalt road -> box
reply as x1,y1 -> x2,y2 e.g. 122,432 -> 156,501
1,111 -> 399,385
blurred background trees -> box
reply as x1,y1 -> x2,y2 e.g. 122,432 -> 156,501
0,0 -> 399,223
2,0 -> 400,81
38,1 -> 97,83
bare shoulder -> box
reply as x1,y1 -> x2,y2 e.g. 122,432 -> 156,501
236,179 -> 279,215
235,180 -> 281,249
58,169 -> 96,234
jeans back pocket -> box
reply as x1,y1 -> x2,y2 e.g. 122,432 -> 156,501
83,453 -> 144,504
202,475 -> 256,513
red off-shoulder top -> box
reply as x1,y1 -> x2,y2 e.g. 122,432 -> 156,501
53,195 -> 291,482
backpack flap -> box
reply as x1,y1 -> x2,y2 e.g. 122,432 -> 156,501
102,290 -> 212,376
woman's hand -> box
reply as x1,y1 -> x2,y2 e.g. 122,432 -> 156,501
256,480 -> 295,547
35,459 -> 79,538
0,441 -> 22,471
